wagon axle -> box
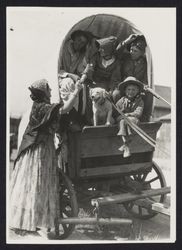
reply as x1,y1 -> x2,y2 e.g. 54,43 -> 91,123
58,217 -> 132,225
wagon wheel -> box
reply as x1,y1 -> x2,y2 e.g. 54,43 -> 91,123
54,170 -> 78,239
124,161 -> 167,219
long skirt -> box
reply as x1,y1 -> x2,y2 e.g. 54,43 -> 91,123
9,136 -> 59,231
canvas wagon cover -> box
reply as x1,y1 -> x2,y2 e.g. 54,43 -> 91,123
58,14 -> 153,88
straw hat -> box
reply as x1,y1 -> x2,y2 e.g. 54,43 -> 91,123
118,76 -> 144,94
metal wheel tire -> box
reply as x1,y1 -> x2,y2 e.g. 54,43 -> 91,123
124,161 -> 167,220
55,170 -> 78,239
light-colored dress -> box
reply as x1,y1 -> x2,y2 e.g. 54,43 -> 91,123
9,102 -> 61,231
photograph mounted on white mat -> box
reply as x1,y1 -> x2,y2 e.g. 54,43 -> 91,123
7,7 -> 176,243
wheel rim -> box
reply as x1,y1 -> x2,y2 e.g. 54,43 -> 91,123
124,161 -> 167,219
56,171 -> 78,239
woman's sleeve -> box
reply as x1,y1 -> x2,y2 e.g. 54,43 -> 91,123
35,103 -> 52,120
33,102 -> 63,131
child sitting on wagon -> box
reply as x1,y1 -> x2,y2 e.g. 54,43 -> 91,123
116,76 -> 144,158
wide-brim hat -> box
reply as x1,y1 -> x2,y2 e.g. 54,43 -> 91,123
126,34 -> 147,52
70,29 -> 97,41
118,76 -> 144,94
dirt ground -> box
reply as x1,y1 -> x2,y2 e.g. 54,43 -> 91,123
8,205 -> 170,243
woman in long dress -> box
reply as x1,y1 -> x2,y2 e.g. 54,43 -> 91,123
9,78 -> 82,237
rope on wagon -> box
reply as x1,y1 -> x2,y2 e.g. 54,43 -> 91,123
144,85 -> 171,107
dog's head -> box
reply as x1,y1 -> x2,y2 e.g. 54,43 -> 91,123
90,87 -> 108,104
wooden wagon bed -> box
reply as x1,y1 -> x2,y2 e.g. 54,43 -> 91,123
67,121 -> 162,179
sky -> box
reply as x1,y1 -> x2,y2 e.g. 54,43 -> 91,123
7,7 -> 176,117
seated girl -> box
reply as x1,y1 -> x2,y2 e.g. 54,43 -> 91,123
116,76 -> 144,158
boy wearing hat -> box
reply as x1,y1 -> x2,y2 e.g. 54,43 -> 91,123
116,76 -> 144,158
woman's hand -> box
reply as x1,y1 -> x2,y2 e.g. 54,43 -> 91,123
72,80 -> 83,96
60,80 -> 83,114
75,80 -> 83,92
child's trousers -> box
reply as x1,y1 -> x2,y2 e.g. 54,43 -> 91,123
117,117 -> 139,136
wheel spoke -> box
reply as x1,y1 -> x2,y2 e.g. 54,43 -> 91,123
59,187 -> 66,196
62,224 -> 69,233
124,163 -> 166,219
137,174 -> 143,181
60,201 -> 70,208
58,219 -> 70,232
132,174 -> 143,182
141,172 -> 148,181
149,195 -> 161,203
56,174 -> 78,239
62,209 -> 72,217
145,176 -> 159,184
127,202 -> 134,210
62,196 -> 71,203
60,199 -> 71,207
133,175 -> 138,181
60,203 -> 71,212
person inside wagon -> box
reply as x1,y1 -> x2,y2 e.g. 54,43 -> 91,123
116,76 -> 144,158
114,34 -> 153,122
58,29 -> 98,128
91,36 -> 123,100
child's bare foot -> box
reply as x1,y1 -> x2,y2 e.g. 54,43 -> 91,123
123,145 -> 131,158
118,145 -> 126,151
117,130 -> 123,136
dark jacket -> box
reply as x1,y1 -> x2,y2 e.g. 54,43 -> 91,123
91,53 -> 122,91
15,102 -> 62,165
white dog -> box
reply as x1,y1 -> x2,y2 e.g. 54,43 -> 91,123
90,87 -> 114,126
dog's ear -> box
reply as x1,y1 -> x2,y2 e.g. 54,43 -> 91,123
103,90 -> 110,99
102,89 -> 108,99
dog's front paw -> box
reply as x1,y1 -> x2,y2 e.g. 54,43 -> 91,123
105,122 -> 111,126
